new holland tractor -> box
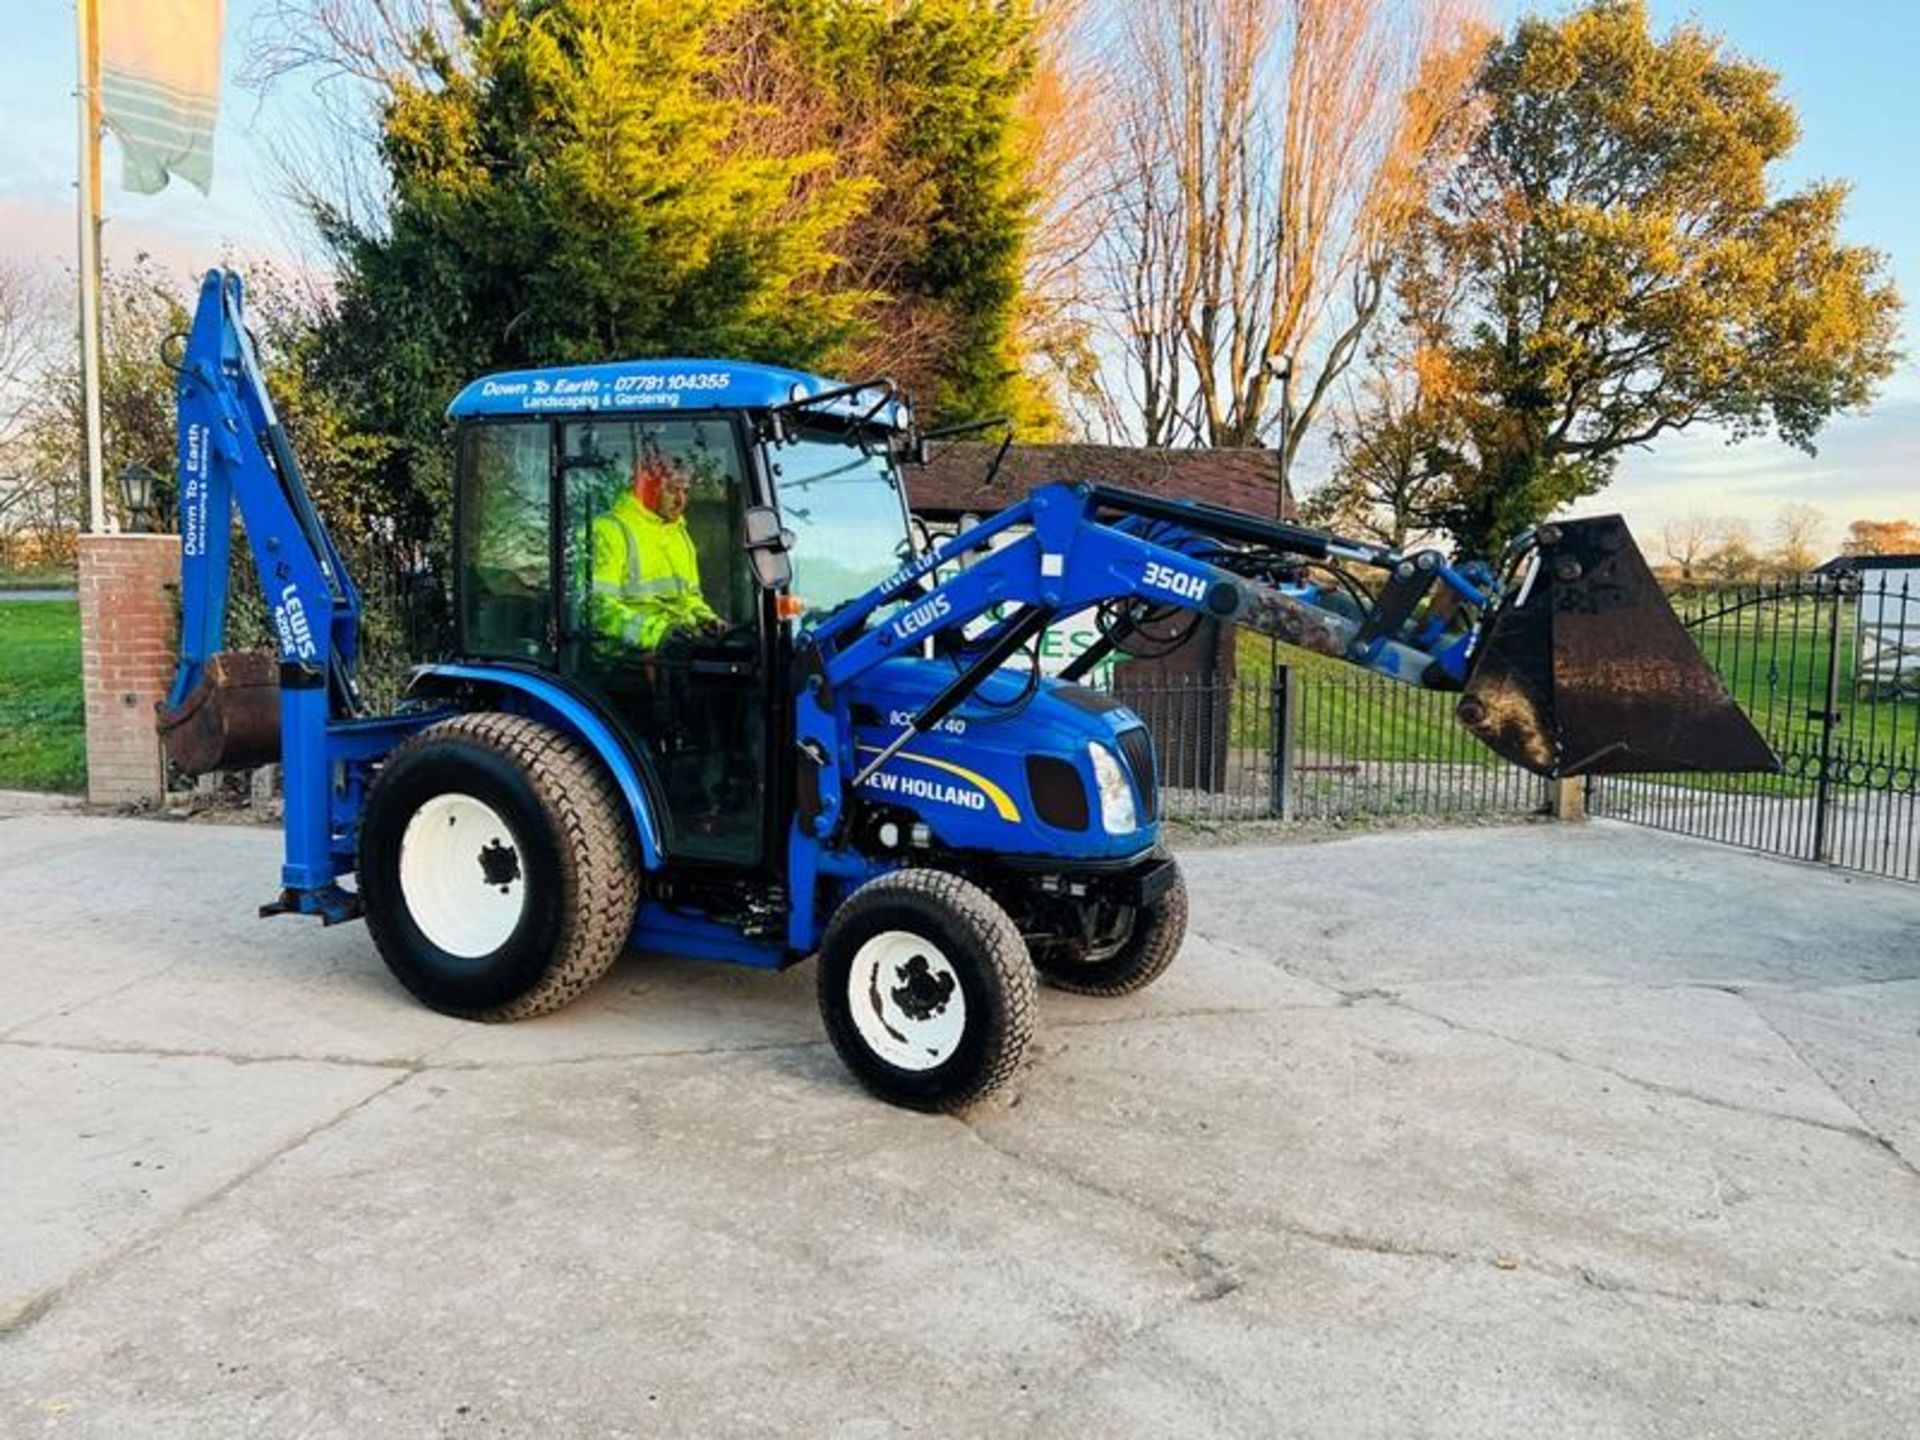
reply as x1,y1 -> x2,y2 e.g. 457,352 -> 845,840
158,271 -> 1775,1110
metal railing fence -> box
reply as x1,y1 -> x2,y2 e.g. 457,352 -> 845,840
1588,571 -> 1919,883
1105,667 -> 1550,825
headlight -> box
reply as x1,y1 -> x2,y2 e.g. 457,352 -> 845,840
1088,742 -> 1138,834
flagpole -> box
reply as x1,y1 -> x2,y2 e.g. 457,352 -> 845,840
74,0 -> 109,534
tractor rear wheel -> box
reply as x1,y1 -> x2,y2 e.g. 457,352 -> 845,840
1032,859 -> 1187,997
358,713 -> 638,1020
817,870 -> 1037,1112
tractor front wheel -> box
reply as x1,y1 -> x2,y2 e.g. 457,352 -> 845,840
817,870 -> 1037,1112
1032,859 -> 1187,997
357,713 -> 638,1020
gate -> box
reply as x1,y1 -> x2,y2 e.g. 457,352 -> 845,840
1588,572 -> 1920,883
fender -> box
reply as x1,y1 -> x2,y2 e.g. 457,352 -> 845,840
408,662 -> 665,870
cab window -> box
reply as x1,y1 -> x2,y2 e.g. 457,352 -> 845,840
556,417 -> 765,867
558,418 -> 754,649
767,424 -> 913,628
458,421 -> 553,662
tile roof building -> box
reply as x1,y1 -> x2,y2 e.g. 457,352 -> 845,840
904,443 -> 1293,523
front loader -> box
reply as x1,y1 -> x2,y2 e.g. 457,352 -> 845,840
159,270 -> 1775,1110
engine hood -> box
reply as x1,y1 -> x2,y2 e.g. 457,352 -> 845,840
841,656 -> 1160,861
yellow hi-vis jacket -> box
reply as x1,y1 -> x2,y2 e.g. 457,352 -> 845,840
590,492 -> 719,649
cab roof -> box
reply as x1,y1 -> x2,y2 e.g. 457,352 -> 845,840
446,358 -> 911,427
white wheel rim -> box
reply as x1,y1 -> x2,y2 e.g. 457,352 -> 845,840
397,792 -> 527,958
847,930 -> 967,1072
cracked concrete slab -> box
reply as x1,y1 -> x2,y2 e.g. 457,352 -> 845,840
0,1046 -> 404,1330
975,1003 -> 1920,1322
4,1054 -> 1191,1436
1740,983 -> 1920,1171
1343,976 -> 1870,1134
0,814 -> 1916,1436
1033,1231 -> 1920,1439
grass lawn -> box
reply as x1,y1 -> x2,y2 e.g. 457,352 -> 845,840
1230,632 -> 1484,762
0,600 -> 86,792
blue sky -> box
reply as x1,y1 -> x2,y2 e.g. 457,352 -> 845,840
1526,0 -> 1920,550
3,0 -> 1914,552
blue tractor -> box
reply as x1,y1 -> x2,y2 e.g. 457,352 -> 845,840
159,272 -> 1774,1110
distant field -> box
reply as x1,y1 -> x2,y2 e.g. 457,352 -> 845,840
0,565 -> 77,591
0,600 -> 85,792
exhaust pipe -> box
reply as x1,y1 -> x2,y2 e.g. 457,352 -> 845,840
1459,517 -> 1778,779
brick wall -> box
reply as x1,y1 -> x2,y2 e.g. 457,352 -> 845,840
78,535 -> 182,807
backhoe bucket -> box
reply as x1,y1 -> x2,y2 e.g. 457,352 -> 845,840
156,650 -> 281,776
1458,517 -> 1778,779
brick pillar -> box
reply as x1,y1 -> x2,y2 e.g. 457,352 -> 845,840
78,534 -> 182,807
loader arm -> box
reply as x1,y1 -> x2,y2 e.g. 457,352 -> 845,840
795,484 -> 1467,847
794,480 -> 1776,852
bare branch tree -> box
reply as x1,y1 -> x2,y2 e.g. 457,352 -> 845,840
1772,502 -> 1829,577
1842,518 -> 1920,557
0,262 -> 61,562
240,1 -> 472,254
1093,0 -> 1486,466
244,0 -> 463,93
1016,0 -> 1121,435
1701,516 -> 1761,586
1661,513 -> 1714,582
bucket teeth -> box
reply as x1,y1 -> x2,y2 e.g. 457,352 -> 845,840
1460,517 -> 1779,779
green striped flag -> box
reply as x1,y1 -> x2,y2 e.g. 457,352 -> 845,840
99,0 -> 225,196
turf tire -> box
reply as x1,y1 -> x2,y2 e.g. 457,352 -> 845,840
817,869 -> 1037,1112
1032,859 -> 1187,997
357,712 -> 638,1020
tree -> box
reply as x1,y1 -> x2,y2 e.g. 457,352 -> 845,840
1013,0 -> 1111,434
255,0 -> 1059,432
1697,517 -> 1761,586
1401,0 -> 1902,554
9,257 -> 189,562
1093,0 -> 1485,455
1770,502 -> 1827,576
258,0 -> 1059,522
1661,513 -> 1714,584
0,262 -> 59,563
309,0 -> 873,549
1304,337 -> 1462,548
1843,518 -> 1920,557
725,0 -> 1054,428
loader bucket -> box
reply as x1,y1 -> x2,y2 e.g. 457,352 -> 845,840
1457,517 -> 1778,779
156,650 -> 281,776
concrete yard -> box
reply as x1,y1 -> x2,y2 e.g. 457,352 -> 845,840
1,809 -> 1916,1437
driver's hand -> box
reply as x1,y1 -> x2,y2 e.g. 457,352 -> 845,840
695,615 -> 730,639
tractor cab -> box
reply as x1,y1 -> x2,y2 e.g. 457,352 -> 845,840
444,361 -> 916,873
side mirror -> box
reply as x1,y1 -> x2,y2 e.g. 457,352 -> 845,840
750,548 -> 792,591
742,504 -> 795,591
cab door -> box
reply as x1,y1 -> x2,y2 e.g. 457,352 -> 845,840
554,416 -> 770,868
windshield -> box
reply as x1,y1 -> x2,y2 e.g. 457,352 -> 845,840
767,426 -> 914,626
